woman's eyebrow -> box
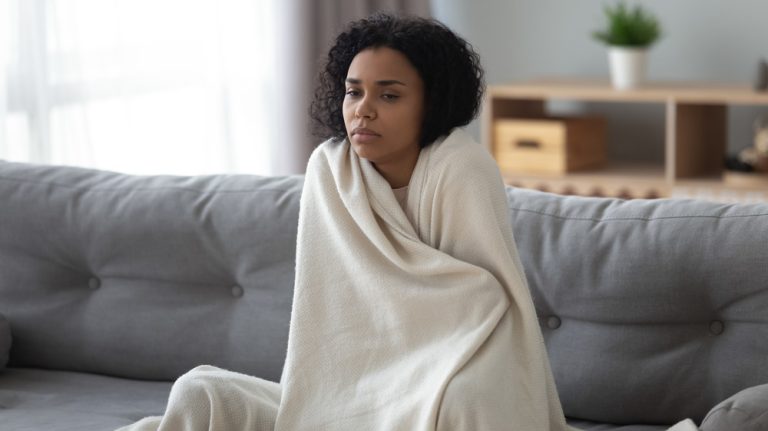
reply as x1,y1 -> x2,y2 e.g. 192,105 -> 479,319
345,78 -> 406,86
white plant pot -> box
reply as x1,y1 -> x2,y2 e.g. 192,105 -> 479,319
608,47 -> 648,90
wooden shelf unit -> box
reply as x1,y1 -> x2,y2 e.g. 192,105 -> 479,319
482,79 -> 768,201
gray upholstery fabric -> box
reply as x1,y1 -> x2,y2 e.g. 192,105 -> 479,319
0,367 -> 171,431
2,160 -> 768,430
0,160 -> 301,382
700,383 -> 768,431
506,188 -> 768,425
0,313 -> 10,369
567,419 -> 668,431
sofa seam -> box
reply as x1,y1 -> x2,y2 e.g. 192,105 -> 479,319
0,175 -> 295,194
509,207 -> 768,222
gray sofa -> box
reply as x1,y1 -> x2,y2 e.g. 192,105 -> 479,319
0,159 -> 766,431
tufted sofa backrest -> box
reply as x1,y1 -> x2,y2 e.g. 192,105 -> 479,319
506,187 -> 768,425
0,160 -> 301,382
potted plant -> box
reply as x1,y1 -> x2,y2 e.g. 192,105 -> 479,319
593,2 -> 661,89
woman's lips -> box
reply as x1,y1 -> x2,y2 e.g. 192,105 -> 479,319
352,128 -> 381,144
353,133 -> 380,144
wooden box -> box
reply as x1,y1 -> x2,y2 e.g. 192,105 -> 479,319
493,116 -> 606,175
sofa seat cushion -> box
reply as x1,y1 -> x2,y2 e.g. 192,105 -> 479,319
0,367 -> 673,431
567,418 -> 670,430
0,367 -> 172,431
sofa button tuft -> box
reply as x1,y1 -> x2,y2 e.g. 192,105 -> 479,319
709,320 -> 724,335
547,316 -> 561,329
88,277 -> 100,290
231,285 -> 244,298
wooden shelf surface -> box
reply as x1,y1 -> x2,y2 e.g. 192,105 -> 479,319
501,163 -> 669,199
489,79 -> 768,105
501,164 -> 768,201
501,162 -> 664,183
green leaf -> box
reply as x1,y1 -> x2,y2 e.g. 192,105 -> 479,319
592,1 -> 661,47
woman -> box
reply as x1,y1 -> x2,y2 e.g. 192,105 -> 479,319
276,14 -> 695,431
283,13 -> 573,430
121,12 -> 574,431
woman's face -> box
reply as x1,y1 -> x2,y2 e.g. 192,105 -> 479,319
343,47 -> 425,166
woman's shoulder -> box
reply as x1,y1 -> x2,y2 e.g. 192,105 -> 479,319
306,136 -> 348,171
427,128 -> 501,183
312,136 -> 346,157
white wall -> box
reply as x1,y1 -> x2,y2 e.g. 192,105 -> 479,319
432,0 -> 768,160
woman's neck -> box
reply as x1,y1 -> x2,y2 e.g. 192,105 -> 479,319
373,150 -> 420,189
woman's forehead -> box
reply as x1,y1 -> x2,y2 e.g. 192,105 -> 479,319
346,47 -> 420,84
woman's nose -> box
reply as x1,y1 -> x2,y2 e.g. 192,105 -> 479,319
355,97 -> 376,119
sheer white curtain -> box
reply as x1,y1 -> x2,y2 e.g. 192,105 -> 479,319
0,0 -> 277,175
0,0 -> 430,176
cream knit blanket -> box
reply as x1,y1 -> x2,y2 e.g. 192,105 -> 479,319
275,127 -> 572,430
118,127 -> 700,431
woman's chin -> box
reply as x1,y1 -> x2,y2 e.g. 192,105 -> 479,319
351,144 -> 377,162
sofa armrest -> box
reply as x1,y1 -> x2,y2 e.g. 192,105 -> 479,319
700,383 -> 768,431
0,313 -> 10,369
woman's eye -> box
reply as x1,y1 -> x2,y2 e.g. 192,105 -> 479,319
382,94 -> 399,101
345,89 -> 360,97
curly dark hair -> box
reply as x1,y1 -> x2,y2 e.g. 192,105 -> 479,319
310,12 -> 485,148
